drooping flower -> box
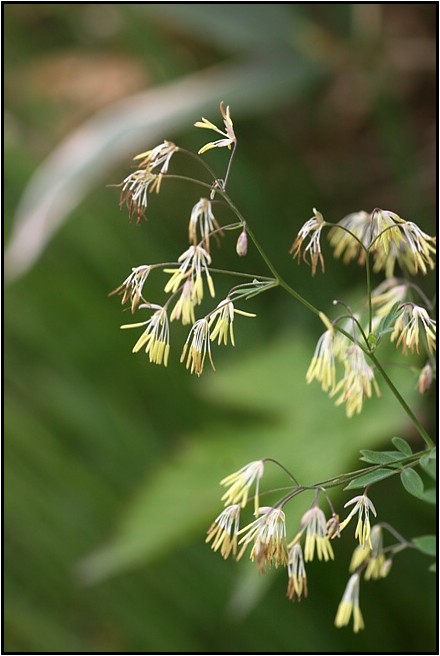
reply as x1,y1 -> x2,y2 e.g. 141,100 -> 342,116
364,525 -> 387,580
220,460 -> 264,514
306,327 -> 338,393
371,277 -> 409,318
290,208 -> 326,275
209,298 -> 256,347
391,304 -> 436,354
292,504 -> 334,562
194,101 -> 236,154
339,493 -> 377,549
119,169 -> 161,223
110,265 -> 151,313
180,318 -> 214,376
188,198 -> 221,250
121,305 -> 170,366
332,344 -> 380,417
206,504 -> 241,560
164,245 -> 215,305
133,140 -> 178,175
237,506 -> 288,572
169,279 -> 196,325
335,573 -> 364,633
287,543 -> 308,601
328,210 -> 374,266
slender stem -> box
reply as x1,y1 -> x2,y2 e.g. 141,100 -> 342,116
223,141 -> 237,190
365,252 -> 373,334
369,353 -> 434,448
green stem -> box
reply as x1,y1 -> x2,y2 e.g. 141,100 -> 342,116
369,353 -> 434,448
365,252 -> 373,335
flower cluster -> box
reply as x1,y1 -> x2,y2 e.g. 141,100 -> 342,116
113,103 -> 258,374
207,459 -> 411,632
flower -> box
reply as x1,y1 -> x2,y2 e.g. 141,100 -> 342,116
339,493 -> 377,548
180,318 -> 214,376
121,305 -> 170,366
109,265 -> 151,313
133,140 -> 178,175
206,505 -> 241,560
290,208 -> 326,275
238,507 -> 288,572
418,362 -> 434,394
164,245 -> 215,305
209,298 -> 256,347
334,573 -> 364,633
170,280 -> 196,325
349,544 -> 371,573
292,504 -> 334,562
391,304 -> 436,354
364,525 -> 386,580
194,101 -> 236,154
332,344 -> 380,417
371,278 -> 409,318
220,460 -> 264,514
287,543 -> 308,601
188,198 -> 221,250
119,169 -> 161,223
328,210 -> 374,266
306,327 -> 338,393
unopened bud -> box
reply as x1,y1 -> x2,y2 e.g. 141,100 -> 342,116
418,363 -> 433,394
236,227 -> 248,257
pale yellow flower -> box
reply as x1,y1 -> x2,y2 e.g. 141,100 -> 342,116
371,278 -> 408,318
391,304 -> 436,354
121,305 -> 170,366
220,460 -> 264,513
339,494 -> 377,548
237,506 -> 288,572
349,544 -> 371,573
206,504 -> 241,560
306,327 -> 338,393
332,344 -> 380,417
290,208 -> 326,275
209,298 -> 256,346
291,505 -> 334,562
328,210 -> 373,265
364,525 -> 386,580
119,169 -> 161,223
169,280 -> 196,326
188,198 -> 221,249
194,101 -> 236,154
287,543 -> 308,601
133,140 -> 178,175
110,265 -> 151,313
164,245 -> 215,305
335,573 -> 364,633
180,318 -> 214,376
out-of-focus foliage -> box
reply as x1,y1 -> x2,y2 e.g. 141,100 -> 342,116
5,4 -> 436,653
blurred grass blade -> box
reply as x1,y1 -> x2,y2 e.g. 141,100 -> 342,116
5,52 -> 320,283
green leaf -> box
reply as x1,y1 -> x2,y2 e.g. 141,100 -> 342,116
400,468 -> 424,498
360,449 -> 403,465
392,436 -> 412,456
344,468 -> 396,490
412,535 -> 436,557
376,302 -> 402,339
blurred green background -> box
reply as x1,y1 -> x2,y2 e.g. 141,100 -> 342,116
4,4 -> 436,653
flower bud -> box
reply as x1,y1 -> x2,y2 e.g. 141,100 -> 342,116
236,227 -> 248,257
